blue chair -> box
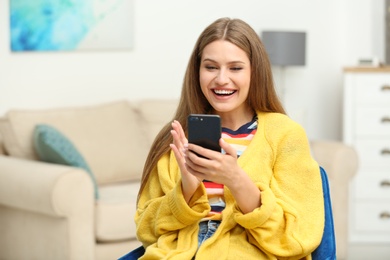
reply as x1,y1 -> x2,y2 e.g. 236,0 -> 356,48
118,167 -> 336,260
118,245 -> 145,260
312,167 -> 337,260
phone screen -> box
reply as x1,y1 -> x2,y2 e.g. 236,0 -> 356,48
187,114 -> 221,153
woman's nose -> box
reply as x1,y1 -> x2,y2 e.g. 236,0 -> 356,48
215,69 -> 229,85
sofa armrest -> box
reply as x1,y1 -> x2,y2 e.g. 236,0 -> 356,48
310,140 -> 358,183
0,155 -> 96,259
0,155 -> 94,217
0,134 -> 5,155
309,140 -> 358,260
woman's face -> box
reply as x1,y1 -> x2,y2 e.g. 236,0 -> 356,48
199,40 -> 251,118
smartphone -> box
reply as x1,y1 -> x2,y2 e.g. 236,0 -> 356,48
187,114 -> 221,155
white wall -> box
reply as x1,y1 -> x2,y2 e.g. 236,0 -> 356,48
0,0 -> 384,140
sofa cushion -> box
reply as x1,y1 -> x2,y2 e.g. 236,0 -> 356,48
136,99 -> 178,146
33,124 -> 99,199
0,100 -> 149,184
95,181 -> 140,242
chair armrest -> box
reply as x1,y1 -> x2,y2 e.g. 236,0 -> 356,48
310,140 -> 358,183
0,155 -> 94,217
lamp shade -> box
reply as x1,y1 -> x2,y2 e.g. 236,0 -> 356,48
261,31 -> 306,66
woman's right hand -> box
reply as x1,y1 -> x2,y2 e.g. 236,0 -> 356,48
170,120 -> 202,203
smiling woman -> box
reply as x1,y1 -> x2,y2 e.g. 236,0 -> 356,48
10,0 -> 133,51
120,17 -> 326,260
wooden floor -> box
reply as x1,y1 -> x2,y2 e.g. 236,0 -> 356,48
347,244 -> 390,260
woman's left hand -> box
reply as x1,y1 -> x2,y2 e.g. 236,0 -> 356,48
185,139 -> 262,213
184,138 -> 240,188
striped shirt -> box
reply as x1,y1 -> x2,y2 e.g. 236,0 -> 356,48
202,116 -> 258,221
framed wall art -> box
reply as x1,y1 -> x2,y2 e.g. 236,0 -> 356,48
10,0 -> 134,52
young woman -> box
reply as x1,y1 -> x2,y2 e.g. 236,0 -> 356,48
134,17 -> 324,259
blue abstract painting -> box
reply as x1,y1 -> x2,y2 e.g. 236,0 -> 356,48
10,0 -> 133,52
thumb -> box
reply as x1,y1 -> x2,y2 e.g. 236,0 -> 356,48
219,138 -> 237,157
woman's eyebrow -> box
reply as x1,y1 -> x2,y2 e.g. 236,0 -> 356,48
202,58 -> 246,64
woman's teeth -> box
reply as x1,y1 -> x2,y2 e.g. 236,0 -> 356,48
213,89 -> 235,95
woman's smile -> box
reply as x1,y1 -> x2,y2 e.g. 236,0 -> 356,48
212,88 -> 237,98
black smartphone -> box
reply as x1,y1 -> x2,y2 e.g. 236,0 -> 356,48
187,114 -> 221,155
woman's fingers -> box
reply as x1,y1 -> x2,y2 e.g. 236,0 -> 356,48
172,120 -> 187,144
171,121 -> 240,185
184,139 -> 239,184
175,120 -> 187,143
171,129 -> 182,150
219,138 -> 236,157
185,142 -> 222,161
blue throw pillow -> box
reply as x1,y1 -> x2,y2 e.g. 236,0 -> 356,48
33,124 -> 99,199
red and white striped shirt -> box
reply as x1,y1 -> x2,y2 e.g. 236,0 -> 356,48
202,117 -> 258,221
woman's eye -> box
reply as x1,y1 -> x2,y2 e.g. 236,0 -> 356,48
231,67 -> 242,71
206,65 -> 217,70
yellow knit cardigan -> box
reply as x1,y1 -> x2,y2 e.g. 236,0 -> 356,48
135,112 -> 324,260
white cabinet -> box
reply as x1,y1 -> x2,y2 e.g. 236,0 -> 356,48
343,67 -> 390,243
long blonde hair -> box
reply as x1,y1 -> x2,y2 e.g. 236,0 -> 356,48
137,17 -> 285,201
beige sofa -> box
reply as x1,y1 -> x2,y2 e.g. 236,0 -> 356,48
0,100 -> 358,260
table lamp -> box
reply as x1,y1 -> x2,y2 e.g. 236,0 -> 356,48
261,31 -> 306,102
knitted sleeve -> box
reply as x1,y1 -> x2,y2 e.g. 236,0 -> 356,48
134,151 -> 210,249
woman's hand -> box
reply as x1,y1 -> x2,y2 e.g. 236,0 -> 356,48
184,138 -> 240,187
185,139 -> 261,213
170,120 -> 202,203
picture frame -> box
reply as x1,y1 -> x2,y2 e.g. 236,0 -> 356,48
10,0 -> 134,52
